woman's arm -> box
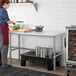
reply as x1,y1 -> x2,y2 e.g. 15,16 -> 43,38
1,8 -> 15,24
7,20 -> 15,24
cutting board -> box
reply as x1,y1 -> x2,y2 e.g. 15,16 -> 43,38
9,28 -> 35,32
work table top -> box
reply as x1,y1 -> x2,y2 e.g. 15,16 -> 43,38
9,30 -> 64,37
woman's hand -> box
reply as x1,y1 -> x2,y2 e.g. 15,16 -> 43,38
7,20 -> 15,25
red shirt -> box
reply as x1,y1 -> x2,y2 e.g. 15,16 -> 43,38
0,24 -> 9,45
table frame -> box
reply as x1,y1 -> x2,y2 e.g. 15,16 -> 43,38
9,31 -> 63,71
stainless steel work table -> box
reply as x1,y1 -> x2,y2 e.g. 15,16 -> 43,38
9,31 -> 63,71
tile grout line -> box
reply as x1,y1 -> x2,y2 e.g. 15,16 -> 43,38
41,73 -> 46,76
5,68 -> 24,76
6,70 -> 19,76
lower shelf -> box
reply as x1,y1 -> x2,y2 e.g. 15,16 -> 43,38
20,51 -> 61,71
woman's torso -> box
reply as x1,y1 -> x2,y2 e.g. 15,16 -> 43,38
0,8 -> 9,33
0,8 -> 9,25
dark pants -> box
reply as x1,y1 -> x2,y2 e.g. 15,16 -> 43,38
0,32 -> 8,67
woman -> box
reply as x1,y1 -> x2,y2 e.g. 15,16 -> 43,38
0,0 -> 15,69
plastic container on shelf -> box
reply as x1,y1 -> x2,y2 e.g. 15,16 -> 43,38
35,46 -> 41,57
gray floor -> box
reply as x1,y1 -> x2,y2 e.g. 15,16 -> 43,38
7,59 -> 76,76
0,66 -> 61,76
8,59 -> 66,76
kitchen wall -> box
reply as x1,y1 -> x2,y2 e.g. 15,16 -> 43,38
7,0 -> 76,66
8,0 -> 76,32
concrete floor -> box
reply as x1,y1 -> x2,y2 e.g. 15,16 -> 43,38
8,59 -> 76,76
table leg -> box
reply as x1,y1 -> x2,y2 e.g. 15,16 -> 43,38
21,55 -> 26,66
9,33 -> 12,63
53,37 -> 56,71
18,34 -> 20,61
